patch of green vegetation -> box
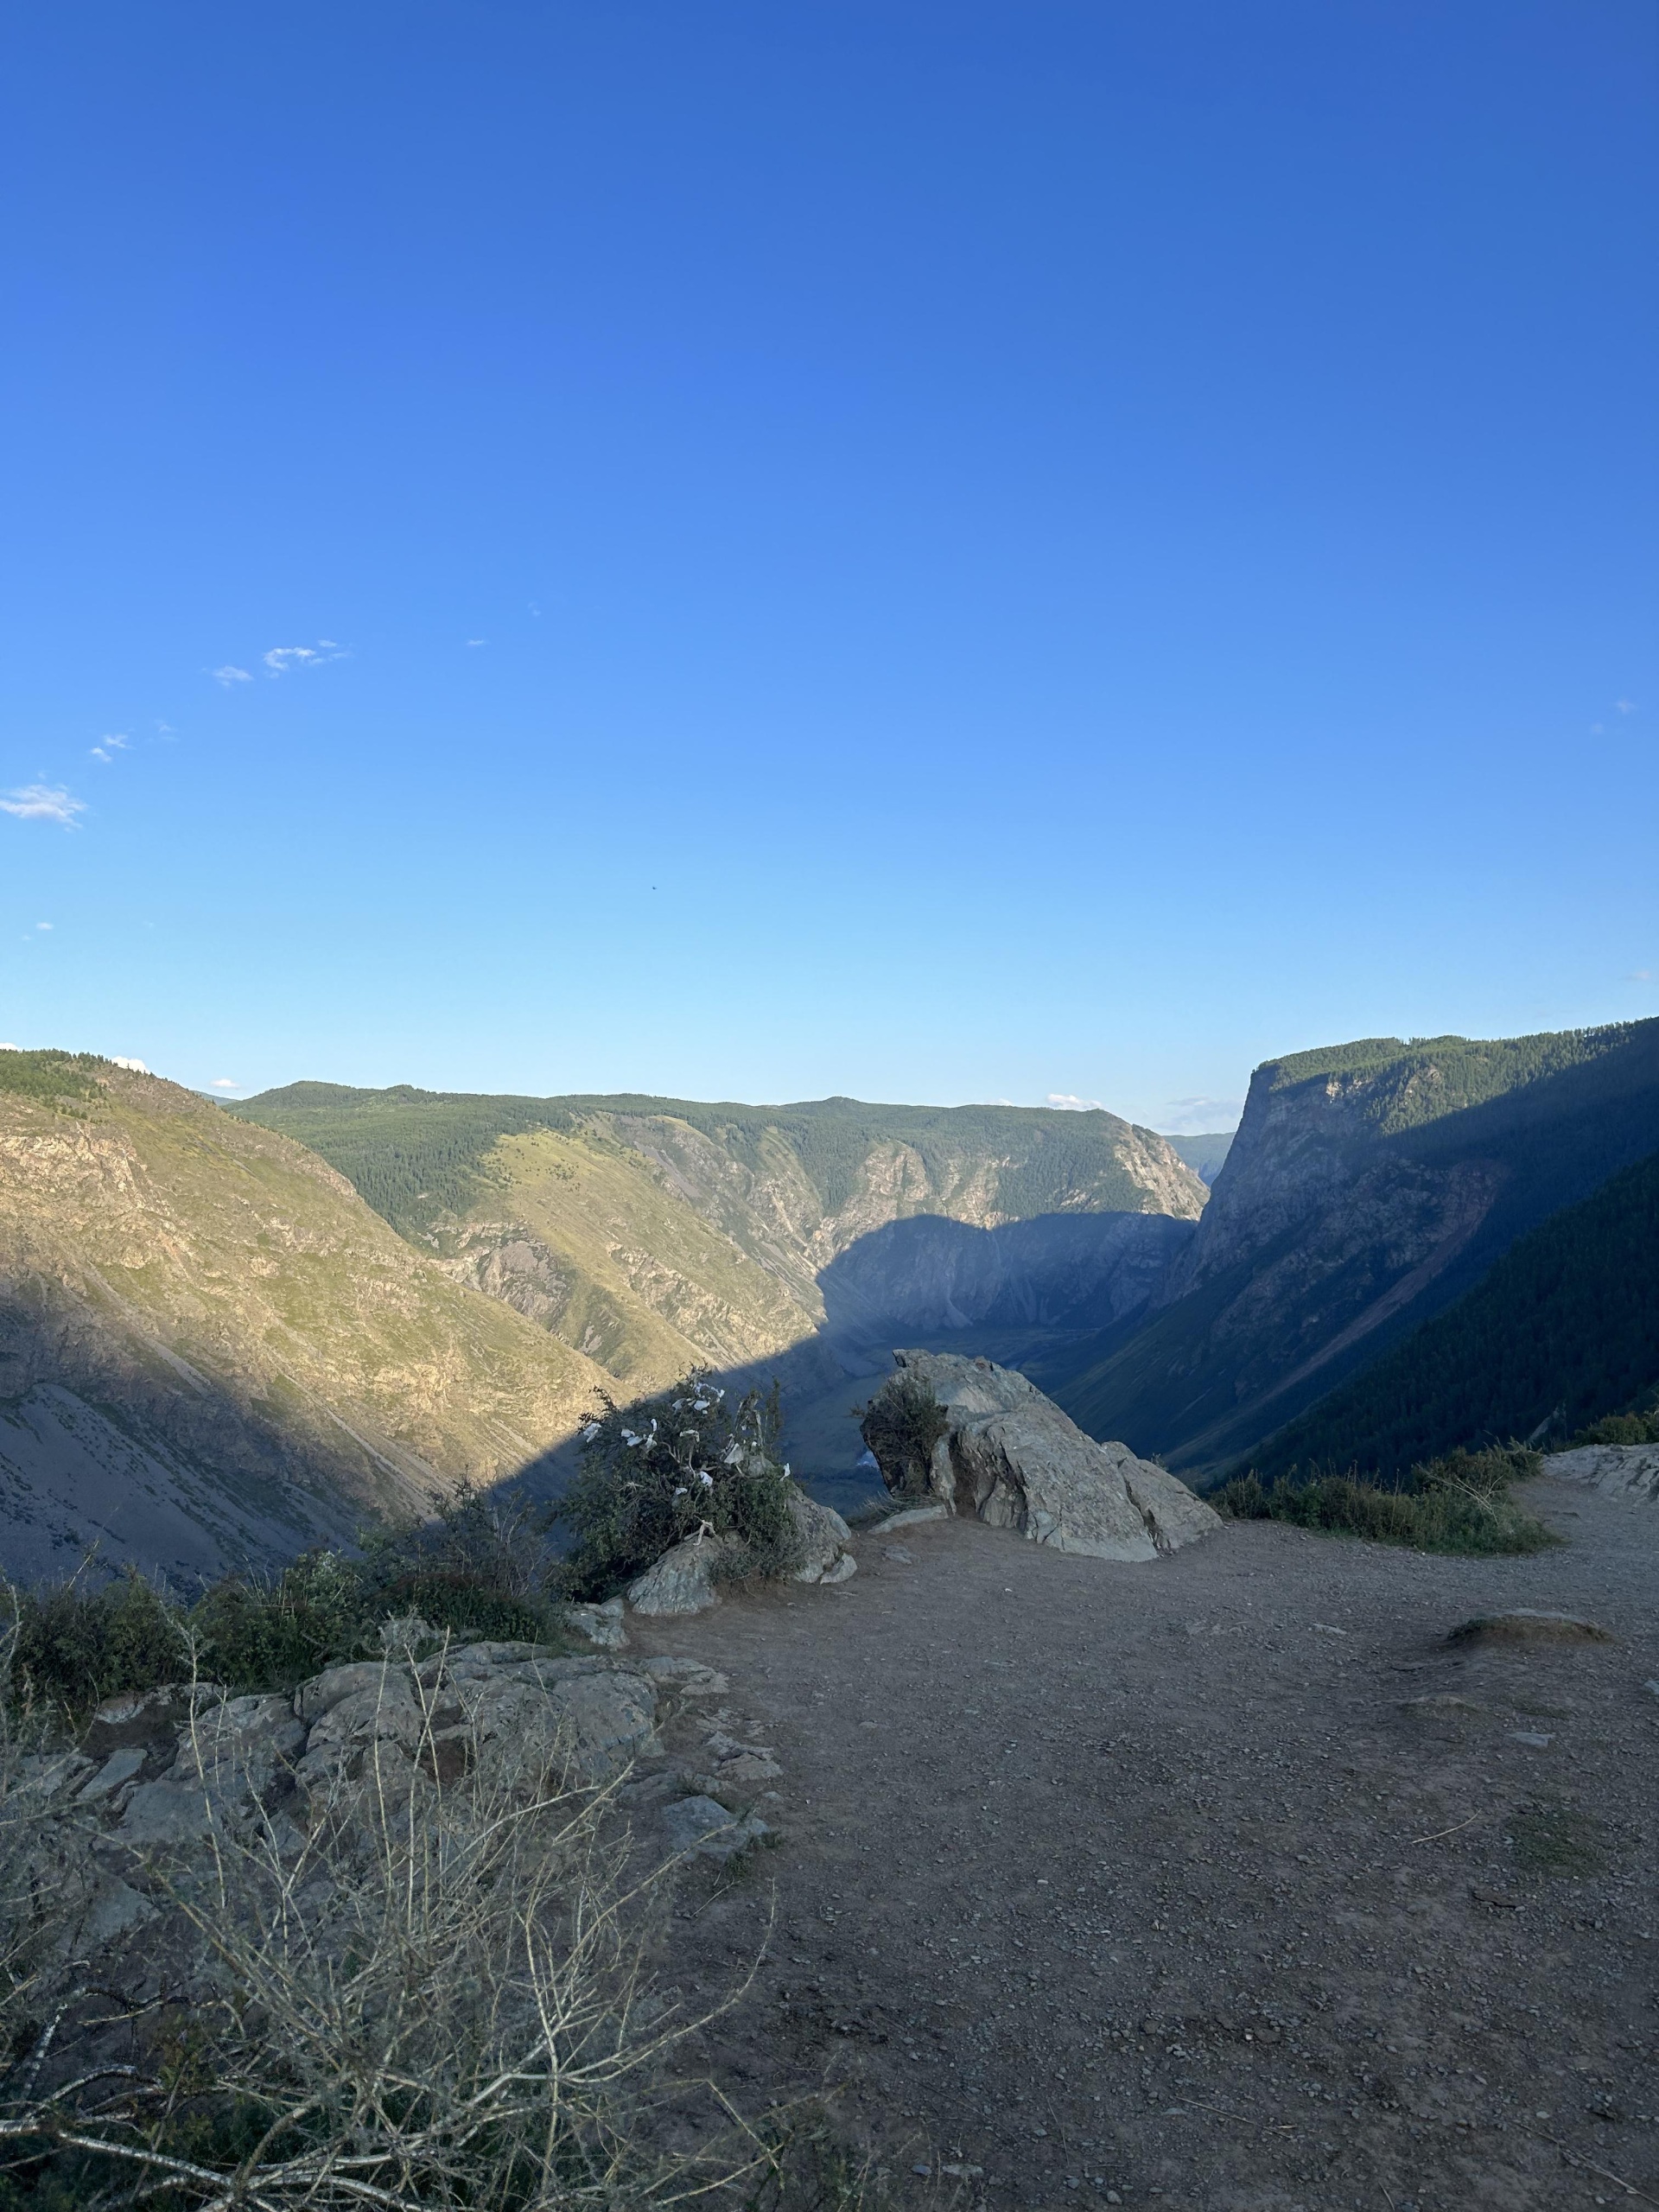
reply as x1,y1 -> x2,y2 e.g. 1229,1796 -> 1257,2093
1567,1392 -> 1659,1447
1250,1149 -> 1659,1481
555,1372 -> 802,1599
1508,1801 -> 1604,1876
1215,1446 -> 1557,1555
858,1373 -> 949,1497
5,1490 -> 569,1713
0,1049 -> 100,1109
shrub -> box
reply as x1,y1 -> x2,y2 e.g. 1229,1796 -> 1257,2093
359,1483 -> 568,1645
5,1490 -> 574,1716
858,1374 -> 949,1497
10,1567 -> 190,1710
1215,1444 -> 1556,1556
556,1374 -> 801,1600
1567,1407 -> 1659,1447
189,1551 -> 369,1691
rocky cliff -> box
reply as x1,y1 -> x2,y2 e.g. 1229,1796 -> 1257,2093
1047,1020 -> 1659,1471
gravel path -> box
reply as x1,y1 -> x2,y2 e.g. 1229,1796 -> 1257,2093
633,1479 -> 1659,2212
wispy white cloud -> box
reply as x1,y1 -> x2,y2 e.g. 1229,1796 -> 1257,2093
1616,698 -> 1637,714
90,733 -> 129,764
209,1077 -> 240,1090
213,664 -> 252,687
1,785 -> 86,828
1046,1092 -> 1104,1112
467,638 -> 487,647
1159,1094 -> 1245,1133
1630,969 -> 1653,984
112,1056 -> 149,1073
35,922 -> 51,932
263,640 -> 347,676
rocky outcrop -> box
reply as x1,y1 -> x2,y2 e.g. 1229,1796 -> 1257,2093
1545,1444 -> 1659,1504
5,1639 -> 761,1980
626,1533 -> 741,1615
865,1351 -> 1219,1560
787,1491 -> 856,1585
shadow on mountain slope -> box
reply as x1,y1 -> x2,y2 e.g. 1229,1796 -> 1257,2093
1046,1020 -> 1659,1473
505,1207 -> 1195,1524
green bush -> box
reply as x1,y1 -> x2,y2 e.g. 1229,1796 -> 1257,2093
1216,1444 -> 1555,1556
189,1551 -> 369,1691
359,1482 -> 567,1643
1567,1407 -> 1659,1447
858,1374 -> 949,1497
10,1568 -> 191,1709
555,1372 -> 801,1600
5,1490 -> 573,1715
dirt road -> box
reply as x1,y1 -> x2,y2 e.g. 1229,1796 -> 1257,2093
632,1478 -> 1659,2212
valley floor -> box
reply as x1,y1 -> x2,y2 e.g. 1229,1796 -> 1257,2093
632,1479 -> 1658,2212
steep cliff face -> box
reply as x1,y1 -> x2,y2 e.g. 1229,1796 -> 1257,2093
1049,1020 -> 1659,1471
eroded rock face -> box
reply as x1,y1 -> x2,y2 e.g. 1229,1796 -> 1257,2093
867,1350 -> 1219,1560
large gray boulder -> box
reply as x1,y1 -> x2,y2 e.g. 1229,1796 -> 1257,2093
865,1350 -> 1219,1561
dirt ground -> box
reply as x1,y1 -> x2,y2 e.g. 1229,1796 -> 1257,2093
628,1478 -> 1659,2212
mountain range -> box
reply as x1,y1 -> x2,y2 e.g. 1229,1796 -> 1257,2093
1,1019 -> 1653,1580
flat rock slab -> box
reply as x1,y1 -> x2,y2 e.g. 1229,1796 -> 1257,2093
1447,1609 -> 1616,1645
659,1794 -> 770,1861
1545,1443 -> 1659,1504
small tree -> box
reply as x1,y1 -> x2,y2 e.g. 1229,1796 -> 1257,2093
859,1375 -> 950,1498
555,1374 -> 801,1599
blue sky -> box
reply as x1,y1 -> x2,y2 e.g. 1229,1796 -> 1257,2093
2,2 -> 1653,1131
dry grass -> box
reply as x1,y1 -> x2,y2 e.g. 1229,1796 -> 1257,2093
0,1624 -> 799,2211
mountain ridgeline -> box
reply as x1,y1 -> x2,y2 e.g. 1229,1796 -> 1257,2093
229,1086 -> 1206,1395
0,1053 -> 612,1584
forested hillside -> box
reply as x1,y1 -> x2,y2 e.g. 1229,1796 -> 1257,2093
1245,1147 -> 1659,1482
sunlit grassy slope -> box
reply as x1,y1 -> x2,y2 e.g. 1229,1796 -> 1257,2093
0,1054 -> 613,1565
